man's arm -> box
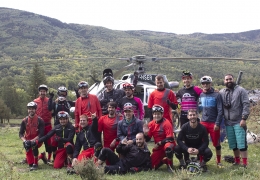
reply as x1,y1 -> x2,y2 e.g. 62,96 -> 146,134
177,128 -> 189,152
38,128 -> 56,144
241,88 -> 250,120
215,93 -> 224,126
74,100 -> 80,130
198,126 -> 209,153
73,135 -> 82,159
135,97 -> 145,120
116,142 -> 131,154
19,120 -> 26,141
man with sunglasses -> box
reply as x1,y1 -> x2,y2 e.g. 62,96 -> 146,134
74,81 -> 102,133
175,109 -> 212,172
176,71 -> 202,127
118,83 -> 144,120
30,111 -> 75,172
143,105 -> 175,172
199,76 -> 224,168
219,74 -> 250,168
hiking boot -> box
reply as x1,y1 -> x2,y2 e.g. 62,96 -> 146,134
30,164 -> 38,171
40,152 -> 48,164
20,158 -> 27,164
217,162 -> 224,168
47,159 -> 53,166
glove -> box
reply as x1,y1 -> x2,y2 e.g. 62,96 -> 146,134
223,155 -> 235,163
49,91 -> 54,99
54,136 -> 61,142
166,99 -> 177,110
23,140 -> 31,152
31,140 -> 39,148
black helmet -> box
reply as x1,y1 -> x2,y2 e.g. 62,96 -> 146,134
200,76 -> 212,83
152,104 -> 164,114
182,70 -> 193,78
78,81 -> 89,88
27,102 -> 37,109
103,76 -> 114,85
57,86 -> 68,96
38,84 -> 48,92
57,111 -> 69,119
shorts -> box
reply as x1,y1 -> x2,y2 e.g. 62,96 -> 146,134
200,121 -> 220,147
226,124 -> 247,149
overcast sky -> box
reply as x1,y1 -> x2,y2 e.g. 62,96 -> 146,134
1,0 -> 259,34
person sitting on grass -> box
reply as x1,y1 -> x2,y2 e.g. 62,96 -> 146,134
96,132 -> 151,174
174,109 -> 212,172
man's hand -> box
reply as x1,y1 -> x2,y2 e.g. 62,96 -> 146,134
143,123 -> 149,135
23,140 -> 31,152
127,140 -> 134,145
214,125 -> 220,131
121,137 -> 128,145
72,158 -> 78,167
191,148 -> 199,155
49,91 -> 54,98
30,140 -> 39,147
91,112 -> 97,119
240,120 -> 246,127
110,139 -> 117,148
187,148 -> 194,154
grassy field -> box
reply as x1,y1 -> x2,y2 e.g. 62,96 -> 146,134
1,111 -> 260,180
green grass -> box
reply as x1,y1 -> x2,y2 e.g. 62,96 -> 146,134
1,116 -> 260,180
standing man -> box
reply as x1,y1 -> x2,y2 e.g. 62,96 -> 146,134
98,102 -> 123,152
219,74 -> 250,168
175,109 -> 212,172
34,84 -> 53,164
19,102 -> 45,171
148,74 -> 178,124
117,104 -> 143,145
74,81 -> 102,132
31,111 -> 75,172
99,70 -> 125,115
143,105 -> 175,172
199,76 -> 224,168
176,71 -> 202,127
118,83 -> 144,120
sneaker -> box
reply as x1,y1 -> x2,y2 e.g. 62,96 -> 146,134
40,152 -> 48,164
30,164 -> 38,171
217,163 -> 224,168
47,160 -> 53,166
20,158 -> 27,164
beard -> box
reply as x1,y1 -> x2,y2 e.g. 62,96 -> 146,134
225,82 -> 235,89
136,141 -> 144,147
108,110 -> 115,116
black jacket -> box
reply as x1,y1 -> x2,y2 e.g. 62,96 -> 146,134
73,117 -> 99,158
38,122 -> 75,148
116,143 -> 151,171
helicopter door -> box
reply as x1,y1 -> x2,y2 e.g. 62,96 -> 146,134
134,85 -> 144,103
144,87 -> 156,106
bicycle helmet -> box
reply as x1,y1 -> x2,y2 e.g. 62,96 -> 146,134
57,86 -> 68,96
200,76 -> 212,83
38,84 -> 48,92
182,70 -> 193,78
123,103 -> 133,111
103,76 -> 114,85
27,102 -> 37,109
78,81 -> 89,88
57,111 -> 69,119
187,162 -> 201,175
152,105 -> 164,114
123,83 -> 134,90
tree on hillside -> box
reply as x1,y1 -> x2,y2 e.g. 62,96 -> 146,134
0,98 -> 11,124
28,64 -> 47,99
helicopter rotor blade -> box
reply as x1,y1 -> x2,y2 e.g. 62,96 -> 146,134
150,57 -> 260,62
114,63 -> 135,79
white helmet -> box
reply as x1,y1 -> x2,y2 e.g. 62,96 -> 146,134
200,76 -> 212,83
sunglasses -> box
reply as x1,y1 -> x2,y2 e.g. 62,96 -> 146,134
152,106 -> 163,112
78,82 -> 88,88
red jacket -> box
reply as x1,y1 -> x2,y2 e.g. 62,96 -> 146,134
75,94 -> 102,129
34,97 -> 52,125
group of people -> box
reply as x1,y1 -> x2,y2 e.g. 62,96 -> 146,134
19,70 -> 250,175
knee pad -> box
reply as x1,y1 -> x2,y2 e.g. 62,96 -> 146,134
240,148 -> 247,151
216,146 -> 221,150
66,144 -> 73,154
233,148 -> 238,151
165,147 -> 174,159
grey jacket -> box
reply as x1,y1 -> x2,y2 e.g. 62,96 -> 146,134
219,85 -> 250,126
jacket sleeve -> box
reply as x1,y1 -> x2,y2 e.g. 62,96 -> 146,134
61,125 -> 75,143
95,96 -> 102,119
177,127 -> 189,152
117,122 -> 125,141
38,119 -> 45,138
48,97 -> 54,111
135,97 -> 145,120
74,99 -> 80,129
73,135 -> 82,158
116,142 -> 131,154
38,128 -> 56,144
91,117 -> 100,142
19,120 -> 26,138
241,88 -> 250,119
215,93 -> 224,126
198,126 -> 209,153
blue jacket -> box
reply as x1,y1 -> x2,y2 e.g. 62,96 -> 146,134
200,88 -> 223,126
117,116 -> 143,143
